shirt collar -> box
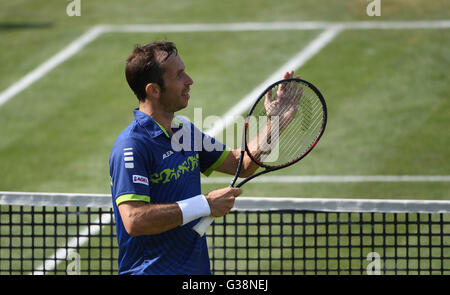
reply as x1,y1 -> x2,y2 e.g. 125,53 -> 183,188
133,109 -> 183,139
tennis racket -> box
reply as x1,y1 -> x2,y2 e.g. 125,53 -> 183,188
193,78 -> 327,236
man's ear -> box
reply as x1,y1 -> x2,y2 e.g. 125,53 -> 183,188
145,83 -> 161,99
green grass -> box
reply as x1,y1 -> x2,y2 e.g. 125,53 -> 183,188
1,0 -> 449,92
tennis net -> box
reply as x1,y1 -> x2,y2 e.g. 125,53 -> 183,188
1,192 -> 449,275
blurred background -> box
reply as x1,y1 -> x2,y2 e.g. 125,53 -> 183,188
0,0 -> 449,200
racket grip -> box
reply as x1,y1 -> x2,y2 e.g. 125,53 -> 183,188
193,216 -> 214,236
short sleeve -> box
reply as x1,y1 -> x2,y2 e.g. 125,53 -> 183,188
109,138 -> 152,206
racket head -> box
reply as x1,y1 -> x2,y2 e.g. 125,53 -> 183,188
244,78 -> 327,169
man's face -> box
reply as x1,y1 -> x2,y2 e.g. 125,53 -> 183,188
159,53 -> 194,112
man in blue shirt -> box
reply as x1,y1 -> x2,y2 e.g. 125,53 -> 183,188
110,41 -> 295,274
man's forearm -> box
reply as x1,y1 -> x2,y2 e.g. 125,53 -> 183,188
118,189 -> 239,236
119,202 -> 182,236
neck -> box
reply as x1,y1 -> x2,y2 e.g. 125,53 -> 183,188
139,102 -> 174,135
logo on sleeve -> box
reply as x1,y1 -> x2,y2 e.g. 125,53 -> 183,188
123,148 -> 134,169
133,175 -> 149,186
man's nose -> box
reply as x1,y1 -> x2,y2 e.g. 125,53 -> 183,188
186,74 -> 194,85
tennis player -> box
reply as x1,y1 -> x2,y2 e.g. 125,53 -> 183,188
109,41 -> 296,274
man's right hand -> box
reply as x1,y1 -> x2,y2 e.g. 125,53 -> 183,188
205,187 -> 242,217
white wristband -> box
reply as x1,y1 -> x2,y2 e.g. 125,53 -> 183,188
176,195 -> 211,225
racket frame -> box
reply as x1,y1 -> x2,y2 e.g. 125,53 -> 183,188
236,78 -> 327,187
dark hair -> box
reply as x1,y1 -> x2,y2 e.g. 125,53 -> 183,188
125,41 -> 178,101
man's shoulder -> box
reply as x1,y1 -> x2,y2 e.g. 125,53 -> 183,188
111,122 -> 150,155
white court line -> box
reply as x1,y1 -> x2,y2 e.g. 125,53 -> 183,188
340,20 -> 450,30
201,175 -> 450,184
103,22 -> 333,33
103,20 -> 450,33
0,26 -> 105,107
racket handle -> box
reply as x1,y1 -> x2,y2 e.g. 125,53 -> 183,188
193,216 -> 214,236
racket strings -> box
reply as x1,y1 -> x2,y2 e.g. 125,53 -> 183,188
282,99 -> 322,149
283,112 -> 323,157
277,106 -> 322,161
246,80 -> 325,167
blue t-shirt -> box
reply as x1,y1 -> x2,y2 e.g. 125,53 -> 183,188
109,109 -> 229,275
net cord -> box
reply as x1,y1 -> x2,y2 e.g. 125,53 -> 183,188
1,191 -> 449,213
